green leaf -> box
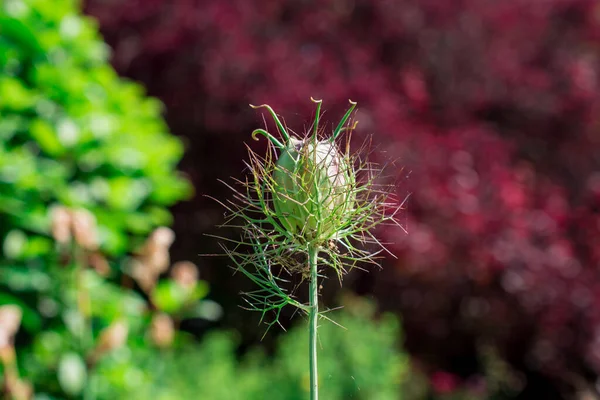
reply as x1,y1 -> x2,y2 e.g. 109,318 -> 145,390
150,281 -> 198,314
58,352 -> 87,396
0,265 -> 51,291
144,206 -> 173,226
149,175 -> 194,205
22,235 -> 53,258
82,270 -> 146,320
2,229 -> 27,259
30,119 -> 65,156
107,177 -> 151,211
124,212 -> 154,234
0,16 -> 43,55
33,330 -> 67,367
0,77 -> 36,110
181,298 -> 222,322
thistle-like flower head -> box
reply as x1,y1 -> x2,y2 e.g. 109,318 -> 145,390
272,132 -> 355,241
212,98 -> 405,330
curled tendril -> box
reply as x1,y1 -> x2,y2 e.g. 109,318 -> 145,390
252,129 -> 285,149
250,103 -> 291,144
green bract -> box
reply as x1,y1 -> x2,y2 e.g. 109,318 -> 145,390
249,98 -> 360,245
273,137 -> 354,240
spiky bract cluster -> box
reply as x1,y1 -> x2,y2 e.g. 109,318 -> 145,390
214,99 -> 403,329
272,135 -> 355,241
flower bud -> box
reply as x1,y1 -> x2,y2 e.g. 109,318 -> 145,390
150,227 -> 175,248
50,206 -> 72,244
89,252 -> 110,276
147,248 -> 171,275
129,259 -> 158,293
170,261 -> 198,289
137,227 -> 175,275
71,209 -> 99,250
10,379 -> 33,400
0,305 -> 22,348
273,137 -> 354,239
150,313 -> 174,348
95,320 -> 128,354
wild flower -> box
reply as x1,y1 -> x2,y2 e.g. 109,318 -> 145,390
214,98 -> 405,399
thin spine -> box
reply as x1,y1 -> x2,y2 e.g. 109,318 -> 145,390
308,245 -> 319,400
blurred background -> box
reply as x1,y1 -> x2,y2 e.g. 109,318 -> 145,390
1,0 -> 600,398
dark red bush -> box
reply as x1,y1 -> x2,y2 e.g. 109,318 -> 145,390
85,0 -> 600,396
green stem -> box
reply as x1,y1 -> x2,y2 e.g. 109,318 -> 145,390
308,245 -> 319,400
74,248 -> 95,400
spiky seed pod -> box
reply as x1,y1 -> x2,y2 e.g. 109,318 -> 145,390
215,99 -> 405,400
214,98 -> 404,331
273,136 -> 354,241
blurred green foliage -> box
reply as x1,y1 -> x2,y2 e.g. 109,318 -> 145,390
0,0 -> 198,397
0,0 -> 192,264
91,301 -> 407,400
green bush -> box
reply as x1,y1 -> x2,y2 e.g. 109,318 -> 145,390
92,299 -> 408,400
0,0 -> 191,265
0,0 -> 195,397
